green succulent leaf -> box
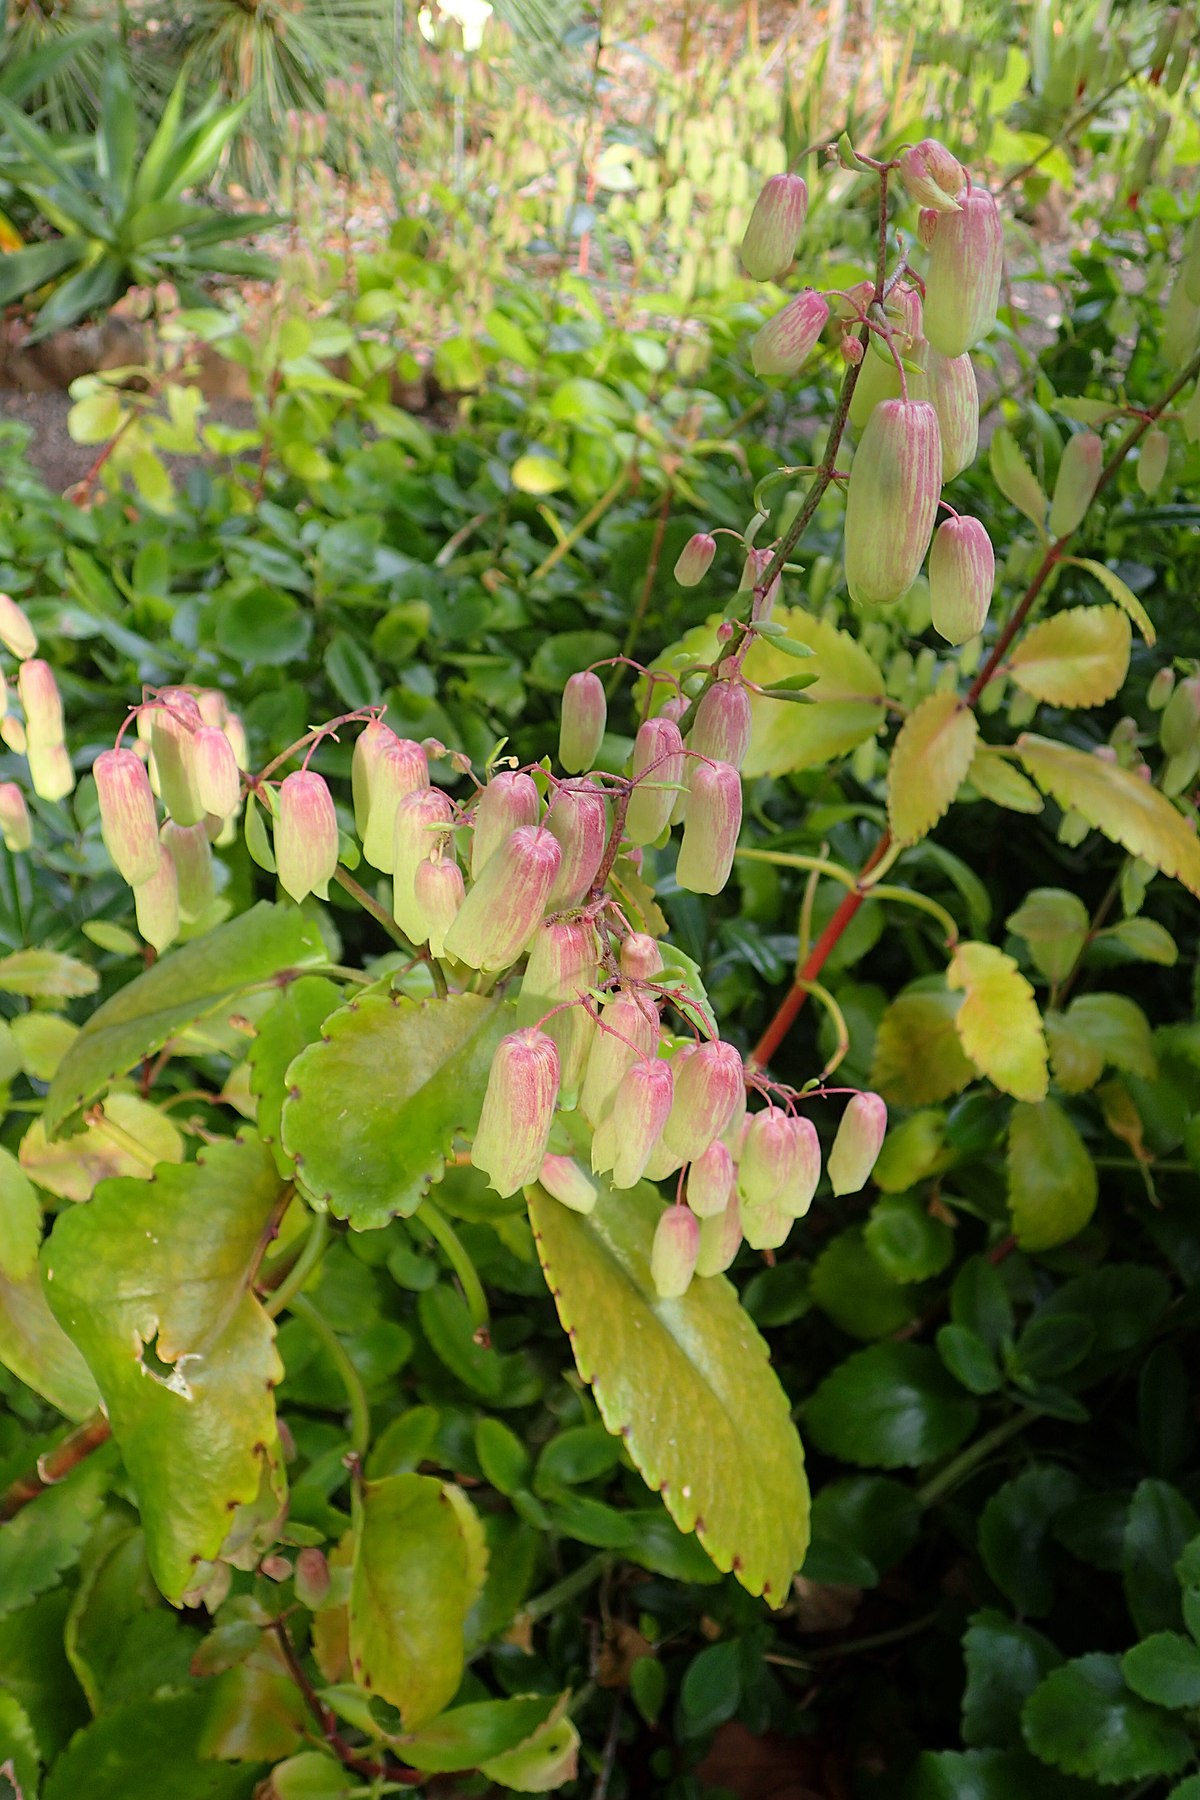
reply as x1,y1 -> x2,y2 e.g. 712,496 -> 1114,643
1021,1653 -> 1192,1784
527,1178 -> 809,1605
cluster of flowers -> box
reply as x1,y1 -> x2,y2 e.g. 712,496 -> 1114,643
92,662 -> 888,1296
712,140 -> 1013,643
0,593 -> 76,856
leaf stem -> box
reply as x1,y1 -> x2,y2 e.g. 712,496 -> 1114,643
521,1551 -> 613,1623
263,1212 -> 331,1319
272,1619 -> 421,1787
916,1409 -> 1036,1510
416,1200 -> 490,1341
0,1413 -> 112,1523
290,1294 -> 371,1458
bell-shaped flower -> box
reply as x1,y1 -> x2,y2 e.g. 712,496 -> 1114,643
546,781 -> 607,909
740,174 -> 808,282
559,671 -> 607,772
193,726 -> 242,820
518,918 -> 600,1099
686,1139 -> 735,1219
470,770 -> 540,878
926,344 -> 979,481
844,398 -> 941,606
609,1057 -> 674,1189
650,1205 -> 700,1299
443,824 -> 561,971
923,188 -> 1004,357
94,747 -> 161,885
674,533 -> 716,588
662,1038 -> 744,1161
392,787 -> 455,940
134,845 -> 180,952
538,1153 -> 598,1214
898,138 -> 965,212
695,1189 -> 742,1276
929,516 -> 995,645
413,853 -> 465,958
689,680 -> 752,771
625,717 -> 685,846
752,290 -> 831,377
275,771 -> 338,903
0,782 -> 31,853
361,736 -> 429,871
579,989 -> 659,1126
147,688 -> 204,827
676,760 -> 742,894
0,593 -> 37,660
828,1091 -> 888,1195
471,1027 -> 560,1197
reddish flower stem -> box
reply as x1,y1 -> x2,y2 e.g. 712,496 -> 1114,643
0,1413 -> 112,1522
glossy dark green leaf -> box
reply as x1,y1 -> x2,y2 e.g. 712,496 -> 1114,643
42,1133 -> 286,1604
906,1748 -> 1093,1798
248,976 -> 343,1175
936,1324 -> 1003,1395
679,1639 -> 741,1738
806,1343 -> 979,1470
397,1694 -> 560,1772
41,1692 -> 256,1799
866,1192 -> 955,1283
44,904 -> 324,1136
1121,1632 -> 1200,1709
0,1590 -> 88,1759
1021,1653 -> 1191,1784
807,1476 -> 921,1586
979,1467 -> 1080,1617
809,1227 -> 921,1339
0,1456 -> 109,1619
962,1610 -> 1063,1749
1124,1480 -> 1200,1636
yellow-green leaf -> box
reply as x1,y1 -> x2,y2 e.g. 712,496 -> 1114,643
947,941 -> 1049,1102
350,1475 -> 483,1728
967,747 -> 1045,814
743,606 -> 886,778
1045,1010 -> 1105,1093
0,949 -> 98,1000
888,692 -> 978,845
1060,993 -> 1157,1081
869,985 -> 976,1106
1007,1100 -> 1097,1250
1073,558 -> 1156,646
511,453 -> 570,494
1006,888 -> 1090,983
528,1177 -> 809,1606
0,1145 -> 40,1281
1017,734 -> 1200,898
1008,605 -> 1130,707
990,427 -> 1048,531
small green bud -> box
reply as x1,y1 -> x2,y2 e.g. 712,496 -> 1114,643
674,533 -> 717,588
620,932 -> 663,981
1147,667 -> 1176,712
1137,427 -> 1169,496
1160,674 -> 1200,757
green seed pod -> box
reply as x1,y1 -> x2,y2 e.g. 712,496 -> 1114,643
844,399 -> 942,606
1049,431 -> 1103,539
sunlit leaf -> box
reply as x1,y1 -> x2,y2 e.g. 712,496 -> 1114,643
948,943 -> 1049,1102
1008,606 -> 1130,707
1018,736 -> 1200,898
888,692 -> 978,844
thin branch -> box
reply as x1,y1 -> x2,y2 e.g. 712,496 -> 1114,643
272,1619 -> 423,1787
0,1413 -> 112,1523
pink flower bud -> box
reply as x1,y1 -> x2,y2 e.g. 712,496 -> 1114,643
470,770 -> 540,878
361,736 -> 430,871
162,820 -> 215,922
193,726 -> 241,819
1,716 -> 24,754
1148,668 -> 1175,712
0,593 -> 37,660
751,290 -> 831,377
625,717 -> 685,846
923,188 -> 1004,357
195,690 -> 228,729
294,1547 -> 331,1611
538,1153 -> 598,1214
929,516 -> 995,645
844,398 -> 941,606
392,788 -> 455,940
444,824 -> 561,971
275,771 -> 338,903
926,344 -> 979,481
620,932 -> 663,981
779,1115 -> 821,1217
609,1057 -> 674,1189
848,341 -> 926,433
662,1038 -> 743,1161
546,780 -> 607,909
1049,430 -> 1103,538
687,1139 -> 735,1219
17,659 -> 64,747
351,719 -> 400,836
134,845 -> 180,952
579,989 -> 659,1126
0,782 -> 31,853
740,174 -> 808,282
689,681 -> 752,770
898,139 -> 965,212
559,671 -> 607,773
471,1027 -> 560,1196
224,711 -> 249,773
738,1106 -> 796,1207
413,853 -> 465,958
695,1189 -> 742,1276
650,1205 -> 699,1298
676,760 -> 742,895
94,747 -> 160,884
26,740 -> 74,803
674,532 -> 717,588
827,1091 -> 888,1195
841,334 -> 865,365
148,689 -> 204,827
1160,675 -> 1200,757
722,1080 -> 747,1151
518,918 -> 599,1097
